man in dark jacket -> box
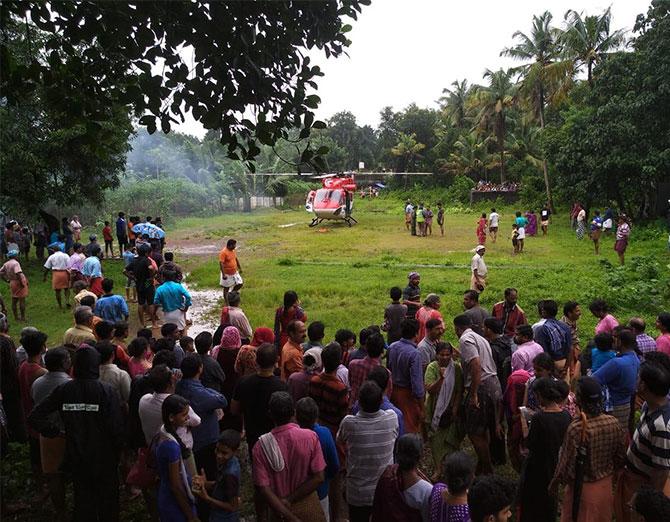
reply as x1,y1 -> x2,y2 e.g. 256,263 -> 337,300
29,347 -> 124,522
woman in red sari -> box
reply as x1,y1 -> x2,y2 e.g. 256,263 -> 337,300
273,290 -> 307,353
476,213 -> 487,245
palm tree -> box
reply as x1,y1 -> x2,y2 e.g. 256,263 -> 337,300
438,80 -> 470,128
501,10 -> 572,210
391,132 -> 426,172
445,131 -> 492,179
508,118 -> 543,169
562,7 -> 627,86
471,68 -> 516,183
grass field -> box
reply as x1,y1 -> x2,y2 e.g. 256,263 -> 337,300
2,197 -> 669,521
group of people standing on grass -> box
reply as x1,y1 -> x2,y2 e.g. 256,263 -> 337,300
571,202 -> 632,264
404,201 -> 444,237
3,246 -> 670,522
473,206 -> 552,255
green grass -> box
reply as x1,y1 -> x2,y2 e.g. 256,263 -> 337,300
1,255 -> 128,345
2,198 -> 669,521
173,199 -> 670,346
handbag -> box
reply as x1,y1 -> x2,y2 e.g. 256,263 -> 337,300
126,436 -> 159,489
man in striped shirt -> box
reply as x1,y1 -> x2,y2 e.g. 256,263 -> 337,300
615,352 -> 670,522
337,381 -> 399,522
630,317 -> 657,360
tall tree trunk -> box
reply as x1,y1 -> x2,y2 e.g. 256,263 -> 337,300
587,60 -> 593,87
538,85 -> 554,212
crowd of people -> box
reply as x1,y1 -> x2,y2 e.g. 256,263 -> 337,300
2,238 -> 670,522
1,205 -> 669,522
571,203 -> 632,264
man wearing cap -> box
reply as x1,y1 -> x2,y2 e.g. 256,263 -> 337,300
43,244 -> 71,308
0,249 -> 29,321
81,246 -> 104,297
415,293 -> 443,341
470,245 -> 488,292
402,272 -> 421,319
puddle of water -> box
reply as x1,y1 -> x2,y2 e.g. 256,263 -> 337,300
173,244 -> 220,256
182,276 -> 223,338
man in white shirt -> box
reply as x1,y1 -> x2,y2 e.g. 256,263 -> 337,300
489,208 -> 500,242
96,341 -> 131,404
470,245 -> 488,292
404,200 -> 414,231
43,245 -> 71,308
226,291 -> 253,342
453,314 -> 502,475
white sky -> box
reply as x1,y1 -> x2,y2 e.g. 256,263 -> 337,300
176,0 -> 649,137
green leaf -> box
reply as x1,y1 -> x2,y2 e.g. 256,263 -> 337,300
341,24 -> 353,33
304,95 -> 321,109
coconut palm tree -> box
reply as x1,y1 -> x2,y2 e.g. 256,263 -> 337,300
561,7 -> 627,86
391,132 -> 426,172
438,79 -> 471,128
471,68 -> 517,183
445,131 -> 492,179
501,10 -> 572,210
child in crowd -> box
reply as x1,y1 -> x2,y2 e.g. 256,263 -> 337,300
127,337 -> 152,378
194,429 -> 242,522
180,336 -> 195,353
512,224 -> 520,254
123,246 -> 137,303
591,332 -> 616,372
517,221 -> 525,253
113,321 -> 129,351
428,451 -> 474,521
102,221 -> 114,258
20,227 -> 32,260
382,286 -> 407,345
424,205 -> 433,236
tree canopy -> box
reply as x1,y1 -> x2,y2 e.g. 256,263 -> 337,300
1,0 -> 370,172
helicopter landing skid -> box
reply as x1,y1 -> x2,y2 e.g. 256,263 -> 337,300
344,216 -> 358,227
308,218 -> 323,227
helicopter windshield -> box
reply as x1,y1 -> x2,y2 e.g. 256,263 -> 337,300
315,189 -> 344,205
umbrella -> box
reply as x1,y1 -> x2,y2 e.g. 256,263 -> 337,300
132,222 -> 165,239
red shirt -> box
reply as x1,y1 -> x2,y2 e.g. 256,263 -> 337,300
102,226 -> 113,241
348,356 -> 393,405
415,306 -> 443,341
18,361 -> 47,438
492,302 -> 527,337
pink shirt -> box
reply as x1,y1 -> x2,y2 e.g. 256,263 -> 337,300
657,334 -> 670,356
511,341 -> 545,375
595,314 -> 619,335
252,422 -> 326,498
128,357 -> 152,379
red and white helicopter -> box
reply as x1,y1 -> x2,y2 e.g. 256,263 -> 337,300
305,174 -> 358,227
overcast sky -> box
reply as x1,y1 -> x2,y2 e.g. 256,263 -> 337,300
176,0 -> 649,137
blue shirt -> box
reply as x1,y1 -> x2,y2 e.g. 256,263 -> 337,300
351,396 -> 405,437
515,216 -> 528,228
388,338 -> 424,398
175,378 -> 227,451
594,351 -> 640,406
154,281 -> 192,313
116,217 -> 127,237
94,294 -> 129,323
156,439 -> 196,520
122,250 -> 135,267
210,457 -> 241,522
535,318 -> 573,360
591,348 -> 616,373
311,423 -> 340,500
81,256 -> 102,278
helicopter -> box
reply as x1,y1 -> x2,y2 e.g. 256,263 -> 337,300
305,174 -> 358,227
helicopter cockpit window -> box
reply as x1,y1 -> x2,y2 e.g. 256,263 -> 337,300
315,189 -> 344,204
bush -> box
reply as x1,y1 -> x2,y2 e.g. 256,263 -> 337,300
585,257 -> 670,313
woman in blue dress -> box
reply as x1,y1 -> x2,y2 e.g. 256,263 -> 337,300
156,394 -> 198,522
